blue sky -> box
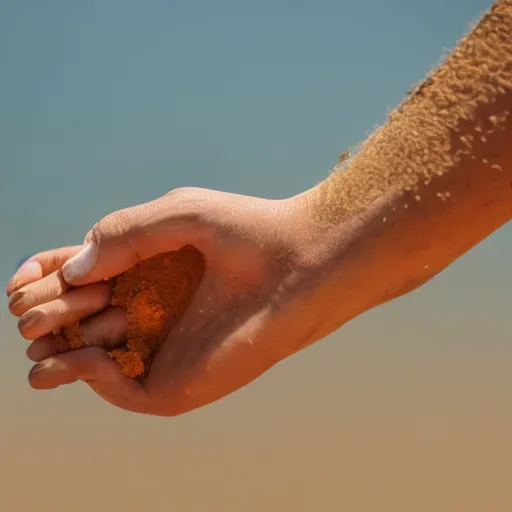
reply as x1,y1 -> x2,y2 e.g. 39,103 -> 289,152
1,1 -> 492,282
2,3 -> 512,511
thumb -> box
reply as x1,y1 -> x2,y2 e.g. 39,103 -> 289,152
61,193 -> 206,286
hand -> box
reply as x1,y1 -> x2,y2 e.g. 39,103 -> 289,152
7,187 -> 338,416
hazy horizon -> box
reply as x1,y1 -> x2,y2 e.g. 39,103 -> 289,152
1,1 -> 511,510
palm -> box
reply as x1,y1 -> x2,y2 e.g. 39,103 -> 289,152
8,187 -> 316,415
147,226 -> 297,414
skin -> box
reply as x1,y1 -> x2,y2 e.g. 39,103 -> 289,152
6,0 -> 512,416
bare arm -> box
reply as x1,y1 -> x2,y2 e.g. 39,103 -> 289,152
6,1 -> 511,415
296,0 -> 512,341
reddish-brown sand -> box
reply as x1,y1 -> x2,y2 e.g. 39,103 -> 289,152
55,245 -> 206,378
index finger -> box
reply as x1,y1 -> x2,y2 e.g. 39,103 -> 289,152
6,246 -> 82,297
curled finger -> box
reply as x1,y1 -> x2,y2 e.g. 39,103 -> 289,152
26,307 -> 128,362
28,347 -> 150,413
18,282 -> 111,341
9,270 -> 69,317
7,246 -> 82,297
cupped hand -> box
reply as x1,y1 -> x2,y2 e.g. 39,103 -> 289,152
7,187 -> 330,416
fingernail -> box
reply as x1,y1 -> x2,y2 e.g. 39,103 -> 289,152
62,242 -> 98,283
18,260 -> 41,276
6,261 -> 41,296
8,290 -> 24,313
18,310 -> 40,330
30,359 -> 56,376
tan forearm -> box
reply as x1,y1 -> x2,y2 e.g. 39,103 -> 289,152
304,0 -> 512,337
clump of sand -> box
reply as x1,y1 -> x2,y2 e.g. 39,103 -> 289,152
55,245 -> 206,378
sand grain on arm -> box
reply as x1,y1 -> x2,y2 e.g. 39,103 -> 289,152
308,0 -> 511,311
316,0 -> 512,225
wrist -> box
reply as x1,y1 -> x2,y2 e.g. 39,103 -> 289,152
280,0 -> 512,345
279,186 -> 380,346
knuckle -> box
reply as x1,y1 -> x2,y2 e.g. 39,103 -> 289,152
164,186 -> 202,200
164,187 -> 213,225
89,209 -> 131,244
88,282 -> 113,308
46,251 -> 66,271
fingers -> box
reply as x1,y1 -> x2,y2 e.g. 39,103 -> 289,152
6,246 -> 82,297
79,307 -> 128,347
28,348 -> 118,388
61,189 -> 209,286
18,283 -> 111,340
6,261 -> 41,297
8,270 -> 68,317
28,347 -> 150,413
27,307 -> 128,362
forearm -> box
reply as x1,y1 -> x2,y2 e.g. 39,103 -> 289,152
299,1 -> 512,340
